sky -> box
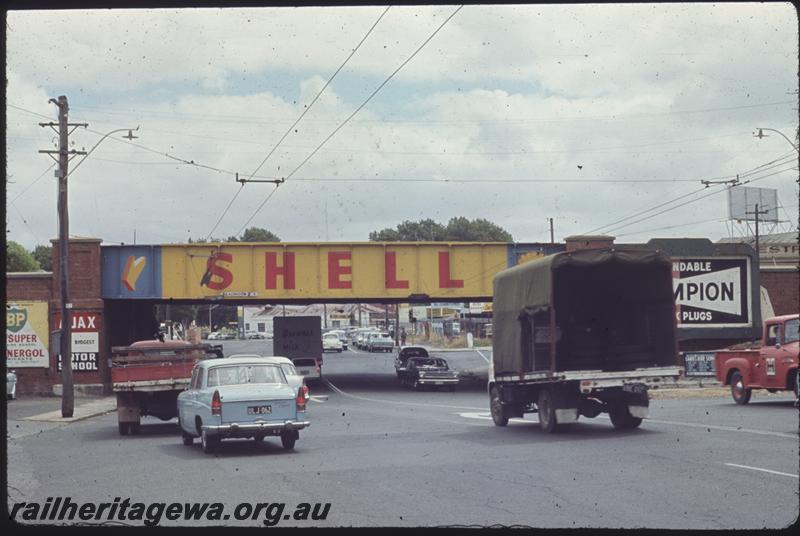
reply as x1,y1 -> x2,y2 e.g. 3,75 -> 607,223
6,3 -> 799,251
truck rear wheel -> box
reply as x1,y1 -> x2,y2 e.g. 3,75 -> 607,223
118,422 -> 130,436
730,371 -> 752,405
608,402 -> 643,430
537,389 -> 559,433
490,386 -> 509,427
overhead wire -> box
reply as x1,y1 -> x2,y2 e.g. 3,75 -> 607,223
585,152 -> 799,235
205,5 -> 392,241
235,5 -> 465,236
603,165 -> 798,235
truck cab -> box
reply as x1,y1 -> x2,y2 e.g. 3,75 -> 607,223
715,314 -> 799,404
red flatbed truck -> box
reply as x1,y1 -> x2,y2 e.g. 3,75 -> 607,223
714,314 -> 799,404
111,339 -> 221,435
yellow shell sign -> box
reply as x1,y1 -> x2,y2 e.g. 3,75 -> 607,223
160,242 -> 510,301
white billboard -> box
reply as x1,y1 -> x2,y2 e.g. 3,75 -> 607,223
727,186 -> 779,222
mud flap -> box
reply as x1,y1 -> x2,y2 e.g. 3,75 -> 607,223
554,408 -> 579,423
116,392 -> 141,423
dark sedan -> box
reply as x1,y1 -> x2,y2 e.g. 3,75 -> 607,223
399,357 -> 459,391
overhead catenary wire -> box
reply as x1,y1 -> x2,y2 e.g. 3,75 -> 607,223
602,165 -> 798,235
69,99 -> 796,126
234,5 -> 465,237
585,152 -> 799,235
205,6 -> 392,241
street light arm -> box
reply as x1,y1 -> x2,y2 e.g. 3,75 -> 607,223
67,126 -> 140,178
756,127 -> 800,153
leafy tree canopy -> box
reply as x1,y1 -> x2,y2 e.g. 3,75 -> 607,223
32,244 -> 53,271
188,227 -> 280,244
369,217 -> 512,242
7,241 -> 41,272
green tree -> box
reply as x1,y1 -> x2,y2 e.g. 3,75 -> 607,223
32,244 -> 53,271
188,227 -> 280,244
6,241 -> 41,272
444,217 -> 513,241
369,218 -> 512,242
240,227 -> 281,242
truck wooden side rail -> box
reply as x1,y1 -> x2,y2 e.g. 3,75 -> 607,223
111,340 -> 221,435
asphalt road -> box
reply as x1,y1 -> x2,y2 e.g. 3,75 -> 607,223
7,342 -> 799,529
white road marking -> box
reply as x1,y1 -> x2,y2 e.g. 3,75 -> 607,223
474,349 -> 492,364
457,411 -> 533,425
638,417 -> 797,439
724,463 -> 799,479
324,378 -> 486,411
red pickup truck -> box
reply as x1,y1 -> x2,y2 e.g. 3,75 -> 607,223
111,340 -> 221,435
714,314 -> 799,404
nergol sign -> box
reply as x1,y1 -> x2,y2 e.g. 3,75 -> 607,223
672,257 -> 751,328
102,242 -> 523,301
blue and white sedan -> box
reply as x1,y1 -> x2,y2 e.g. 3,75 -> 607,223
177,357 -> 310,453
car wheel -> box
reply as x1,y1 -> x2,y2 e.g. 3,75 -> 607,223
280,431 -> 297,450
730,371 -> 752,405
537,389 -> 560,433
118,422 -> 130,436
201,429 -> 218,454
608,401 -> 643,430
490,386 -> 509,427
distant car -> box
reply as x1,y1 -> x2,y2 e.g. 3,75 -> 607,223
177,356 -> 310,453
399,357 -> 459,391
394,346 -> 430,378
207,332 -> 221,340
7,370 -> 17,400
248,332 -> 267,339
323,333 -> 343,352
221,332 -> 237,340
367,332 -> 394,353
292,357 -> 322,384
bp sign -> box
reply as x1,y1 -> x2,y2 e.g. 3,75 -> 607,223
672,257 -> 751,328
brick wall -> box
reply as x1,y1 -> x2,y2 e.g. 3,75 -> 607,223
760,268 -> 799,317
6,239 -> 106,395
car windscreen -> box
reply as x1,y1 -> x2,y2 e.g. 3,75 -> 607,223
206,364 -> 286,387
411,358 -> 447,368
401,348 -> 429,358
785,318 -> 799,344
280,364 -> 298,377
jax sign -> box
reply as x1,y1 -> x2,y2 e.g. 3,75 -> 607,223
7,301 -> 49,368
672,257 -> 751,328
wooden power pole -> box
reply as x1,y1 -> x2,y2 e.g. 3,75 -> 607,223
39,95 -> 86,418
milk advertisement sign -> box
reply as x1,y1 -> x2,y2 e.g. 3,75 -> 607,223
6,301 -> 49,368
672,257 -> 751,328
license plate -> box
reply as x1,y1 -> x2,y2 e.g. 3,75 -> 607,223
435,381 -> 443,385
247,405 -> 272,415
300,370 -> 308,375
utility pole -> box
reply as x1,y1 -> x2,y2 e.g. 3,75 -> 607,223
38,96 -> 87,418
549,218 -> 554,244
746,203 -> 769,261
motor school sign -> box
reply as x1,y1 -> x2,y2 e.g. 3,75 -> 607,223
7,301 -> 49,368
672,257 -> 751,328
54,312 -> 101,372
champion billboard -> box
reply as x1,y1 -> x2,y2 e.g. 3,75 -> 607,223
672,257 -> 751,328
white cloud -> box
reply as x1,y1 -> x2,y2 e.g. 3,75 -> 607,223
5,4 -> 798,250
